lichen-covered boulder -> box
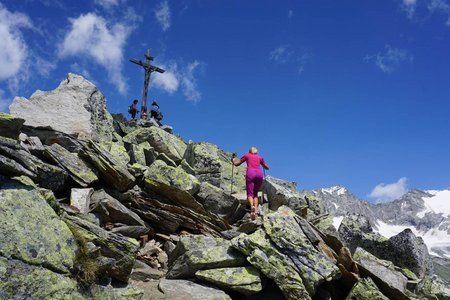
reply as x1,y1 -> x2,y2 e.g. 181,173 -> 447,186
128,142 -> 152,166
0,189 -> 77,274
338,213 -> 387,254
80,140 -> 135,192
0,257 -> 83,299
89,284 -> 144,299
195,181 -> 246,223
167,235 -> 246,279
144,160 -> 203,213
184,142 -> 222,186
353,247 -> 409,300
231,229 -> 311,300
159,279 -> 231,300
0,112 -> 24,139
261,175 -> 308,212
123,127 -> 186,163
263,206 -> 341,295
9,73 -> 114,143
43,143 -> 98,187
0,153 -> 36,179
346,277 -> 389,300
63,214 -> 139,282
196,266 -> 262,295
415,275 -> 450,300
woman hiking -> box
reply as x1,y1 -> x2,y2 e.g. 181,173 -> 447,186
231,147 -> 269,221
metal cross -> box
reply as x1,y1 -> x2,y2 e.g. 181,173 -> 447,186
130,49 -> 165,119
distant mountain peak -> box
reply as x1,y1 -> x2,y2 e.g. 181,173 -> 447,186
321,185 -> 348,196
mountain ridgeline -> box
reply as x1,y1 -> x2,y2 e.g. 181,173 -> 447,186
0,73 -> 449,299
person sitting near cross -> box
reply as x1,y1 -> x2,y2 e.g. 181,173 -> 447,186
150,100 -> 163,125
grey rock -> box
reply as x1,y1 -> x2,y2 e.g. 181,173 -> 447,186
0,189 -> 77,274
262,175 -> 308,212
184,142 -> 222,186
195,181 -> 246,223
63,214 -> 139,282
9,73 -> 114,143
167,235 -> 246,279
90,189 -> 145,226
0,112 -> 24,139
353,247 -> 409,300
385,228 -> 433,278
156,152 -> 177,167
80,140 -> 135,192
130,260 -> 164,281
111,226 -> 150,239
70,188 -> 94,213
346,277 -> 389,300
158,279 -> 232,300
0,145 -> 68,191
195,266 -> 263,295
0,257 -> 83,299
43,143 -> 98,187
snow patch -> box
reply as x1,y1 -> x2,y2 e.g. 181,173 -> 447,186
421,190 -> 450,217
332,216 -> 344,230
322,186 -> 347,196
333,202 -> 339,210
374,220 -> 450,259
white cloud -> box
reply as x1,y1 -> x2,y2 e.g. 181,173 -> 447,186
155,0 -> 171,31
398,0 -> 450,26
94,0 -> 120,9
402,0 -> 417,18
364,45 -> 413,73
153,64 -> 180,94
369,177 -> 408,203
152,60 -> 203,103
59,13 -> 132,94
270,46 -> 293,64
182,61 -> 202,103
0,5 -> 31,80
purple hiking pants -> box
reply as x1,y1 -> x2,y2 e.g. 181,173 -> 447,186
246,168 -> 263,198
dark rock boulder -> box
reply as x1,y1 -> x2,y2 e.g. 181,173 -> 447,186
0,112 -> 24,139
90,189 -> 145,226
80,140 -> 135,192
384,228 -> 433,278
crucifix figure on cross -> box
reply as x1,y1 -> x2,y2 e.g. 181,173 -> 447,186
130,49 -> 165,119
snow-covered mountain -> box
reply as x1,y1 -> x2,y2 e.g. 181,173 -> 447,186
300,186 -> 450,259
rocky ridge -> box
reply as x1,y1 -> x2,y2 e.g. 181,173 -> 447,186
0,74 -> 449,299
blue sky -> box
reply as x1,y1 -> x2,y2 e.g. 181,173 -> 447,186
1,0 -> 449,203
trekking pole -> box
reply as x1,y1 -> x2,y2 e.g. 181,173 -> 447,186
230,153 -> 236,195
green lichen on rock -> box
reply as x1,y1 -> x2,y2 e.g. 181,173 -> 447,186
144,160 -> 204,212
196,266 -> 262,295
415,275 -> 450,300
0,257 -> 84,299
79,140 -> 135,192
346,277 -> 389,300
231,229 -> 311,300
263,206 -> 341,294
90,284 -> 144,299
0,112 -> 25,139
123,127 -> 186,163
44,143 -> 98,187
167,235 -> 246,279
0,189 -> 77,274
